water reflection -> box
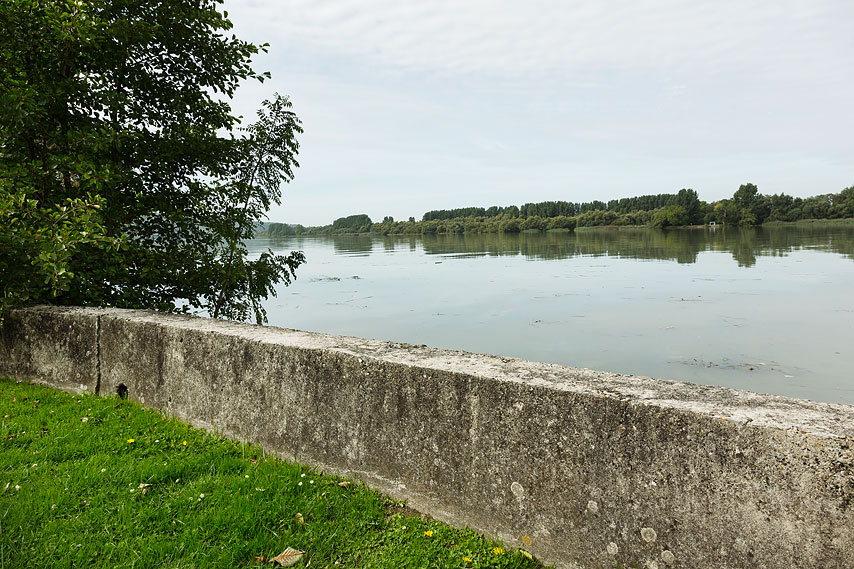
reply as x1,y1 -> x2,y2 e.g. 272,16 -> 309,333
272,225 -> 854,267
253,224 -> 854,404
332,234 -> 373,256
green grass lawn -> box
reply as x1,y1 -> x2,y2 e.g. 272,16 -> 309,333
0,378 -> 549,569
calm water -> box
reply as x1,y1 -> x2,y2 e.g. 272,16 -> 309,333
248,226 -> 854,405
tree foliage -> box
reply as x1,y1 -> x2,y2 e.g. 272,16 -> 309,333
422,194 -> 690,224
651,205 -> 688,228
707,184 -> 854,226
0,0 -> 304,323
0,188 -> 117,311
331,214 -> 373,233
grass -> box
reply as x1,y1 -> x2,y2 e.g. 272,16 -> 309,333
0,377 -> 549,569
762,217 -> 854,227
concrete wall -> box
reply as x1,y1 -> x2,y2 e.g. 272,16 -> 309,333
1,306 -> 852,569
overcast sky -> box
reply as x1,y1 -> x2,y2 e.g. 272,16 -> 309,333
222,0 -> 854,226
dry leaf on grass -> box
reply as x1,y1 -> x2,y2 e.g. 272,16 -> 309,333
254,555 -> 267,562
337,481 -> 350,488
294,512 -> 304,525
270,547 -> 304,567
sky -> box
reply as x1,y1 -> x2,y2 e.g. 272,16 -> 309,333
222,0 -> 854,226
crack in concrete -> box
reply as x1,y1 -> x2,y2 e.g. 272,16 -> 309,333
95,313 -> 102,395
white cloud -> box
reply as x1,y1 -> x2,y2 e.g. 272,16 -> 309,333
224,0 -> 854,225
229,0 -> 853,82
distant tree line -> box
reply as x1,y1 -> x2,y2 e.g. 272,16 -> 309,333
422,194 -> 686,221
257,184 -> 854,236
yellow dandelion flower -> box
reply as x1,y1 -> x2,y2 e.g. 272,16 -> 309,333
462,556 -> 473,563
127,439 -> 135,444
182,440 -> 187,446
423,530 -> 433,537
492,547 -> 505,555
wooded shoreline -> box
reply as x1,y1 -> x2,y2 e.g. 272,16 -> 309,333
261,185 -> 854,237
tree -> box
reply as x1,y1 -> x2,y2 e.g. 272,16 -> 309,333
210,94 -> 305,322
0,188 -> 118,318
731,183 -> 761,225
332,214 -> 373,233
651,205 -> 688,228
766,193 -> 796,222
675,188 -> 702,224
0,0 -> 304,324
835,186 -> 854,218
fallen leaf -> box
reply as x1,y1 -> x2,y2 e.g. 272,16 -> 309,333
337,481 -> 350,488
521,534 -> 532,546
270,547 -> 304,567
294,512 -> 304,525
254,555 -> 267,562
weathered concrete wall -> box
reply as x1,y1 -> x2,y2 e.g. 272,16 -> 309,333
1,306 -> 852,569
0,306 -> 99,393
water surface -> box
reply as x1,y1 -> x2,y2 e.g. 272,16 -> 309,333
248,225 -> 854,405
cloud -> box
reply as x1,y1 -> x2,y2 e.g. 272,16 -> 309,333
228,0 -> 853,84
223,0 -> 854,225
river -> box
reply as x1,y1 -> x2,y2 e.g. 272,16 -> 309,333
247,224 -> 854,405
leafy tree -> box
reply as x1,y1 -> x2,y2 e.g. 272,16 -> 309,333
422,206 -> 488,221
766,193 -> 796,222
836,186 -> 854,218
210,94 -> 305,322
332,214 -> 373,233
521,215 -> 547,231
607,193 -> 680,214
675,188 -> 702,224
731,183 -> 760,225
576,209 -> 618,227
0,0 -> 303,323
0,188 -> 118,317
651,205 -> 688,228
499,218 -> 521,233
